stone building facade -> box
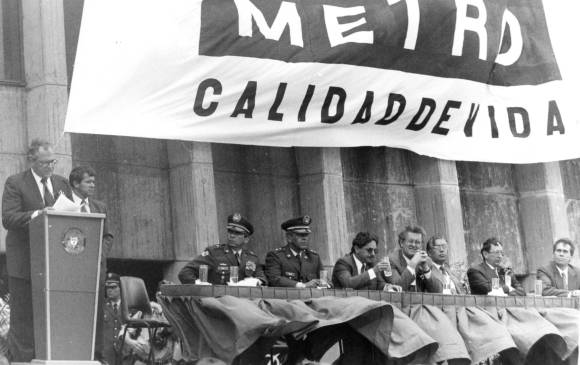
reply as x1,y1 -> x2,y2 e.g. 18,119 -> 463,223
1,0 -> 580,292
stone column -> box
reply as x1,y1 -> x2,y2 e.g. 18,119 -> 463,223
412,155 -> 468,267
165,141 -> 219,282
21,0 -> 71,173
515,163 -> 569,272
296,148 -> 348,268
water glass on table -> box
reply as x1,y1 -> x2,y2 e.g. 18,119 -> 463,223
230,266 -> 239,284
199,264 -> 209,283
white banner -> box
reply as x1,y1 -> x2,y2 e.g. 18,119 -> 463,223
65,0 -> 580,163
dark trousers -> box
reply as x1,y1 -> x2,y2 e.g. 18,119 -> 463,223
7,276 -> 34,362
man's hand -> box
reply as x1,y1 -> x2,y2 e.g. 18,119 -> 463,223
408,250 -> 428,270
375,261 -> 391,273
304,279 -> 321,288
383,284 -> 402,292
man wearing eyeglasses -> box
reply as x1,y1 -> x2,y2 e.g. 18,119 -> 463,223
388,225 -> 443,292
332,231 -> 400,291
265,216 -> 325,288
467,237 -> 525,296
179,213 -> 267,285
426,236 -> 466,294
1,139 -> 72,362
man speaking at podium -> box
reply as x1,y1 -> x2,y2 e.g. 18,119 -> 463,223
1,139 -> 72,362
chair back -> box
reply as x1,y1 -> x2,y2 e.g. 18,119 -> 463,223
120,276 -> 153,321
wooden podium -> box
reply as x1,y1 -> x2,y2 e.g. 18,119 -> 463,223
28,211 -> 105,364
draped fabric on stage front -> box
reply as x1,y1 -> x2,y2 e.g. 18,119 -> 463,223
158,288 -> 580,365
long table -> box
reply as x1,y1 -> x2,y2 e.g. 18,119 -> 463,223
159,285 -> 580,365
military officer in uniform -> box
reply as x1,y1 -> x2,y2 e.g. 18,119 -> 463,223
101,273 -> 123,365
178,213 -> 267,285
265,216 -> 324,288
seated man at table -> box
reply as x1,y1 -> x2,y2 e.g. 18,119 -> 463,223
178,213 -> 267,285
537,238 -> 580,297
332,232 -> 400,291
265,216 -> 324,288
426,235 -> 466,294
388,225 -> 443,292
467,237 -> 525,296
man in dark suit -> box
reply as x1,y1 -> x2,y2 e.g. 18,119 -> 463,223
179,213 -> 267,285
426,235 -> 466,294
69,165 -> 114,362
332,231 -> 399,290
1,139 -> 72,362
388,225 -> 443,292
265,216 -> 324,288
537,238 -> 580,297
467,237 -> 525,296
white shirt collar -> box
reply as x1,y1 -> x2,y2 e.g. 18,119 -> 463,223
72,192 -> 85,204
290,248 -> 298,256
433,262 -> 442,270
31,168 -> 53,197
352,254 -> 363,273
485,262 -> 497,272
556,265 -> 568,276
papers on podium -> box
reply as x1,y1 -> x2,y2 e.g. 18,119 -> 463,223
52,194 -> 80,212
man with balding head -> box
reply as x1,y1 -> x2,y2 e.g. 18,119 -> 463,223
2,139 -> 72,362
388,225 -> 443,292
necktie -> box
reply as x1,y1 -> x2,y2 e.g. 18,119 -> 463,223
440,266 -> 447,276
81,199 -> 88,213
563,271 -> 568,290
41,177 -> 54,207
361,264 -> 367,273
235,252 -> 240,265
113,302 -> 118,315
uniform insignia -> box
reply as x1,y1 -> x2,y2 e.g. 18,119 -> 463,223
285,272 -> 297,278
232,213 -> 242,222
225,249 -> 229,253
286,254 -> 292,258
303,215 -> 311,224
61,228 -> 86,255
202,250 -> 209,256
275,247 -> 283,251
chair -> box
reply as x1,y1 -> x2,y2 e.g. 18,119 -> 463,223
118,276 -> 171,365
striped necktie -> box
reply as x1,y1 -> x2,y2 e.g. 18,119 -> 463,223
41,177 -> 54,207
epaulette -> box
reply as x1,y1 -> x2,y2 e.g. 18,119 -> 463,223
307,248 -> 318,255
275,247 -> 284,252
245,250 -> 257,256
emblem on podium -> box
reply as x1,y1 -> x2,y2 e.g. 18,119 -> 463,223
61,227 -> 86,255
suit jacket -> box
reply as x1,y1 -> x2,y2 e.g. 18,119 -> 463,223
2,170 -> 72,279
88,197 -> 114,254
179,244 -> 267,285
537,261 -> 580,297
332,254 -> 389,290
265,245 -> 322,287
388,249 -> 443,293
467,262 -> 525,296
429,263 -> 466,294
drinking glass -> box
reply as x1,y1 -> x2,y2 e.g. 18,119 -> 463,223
230,266 -> 239,283
319,269 -> 329,287
491,277 -> 500,291
381,256 -> 392,277
535,279 -> 543,296
199,265 -> 209,283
